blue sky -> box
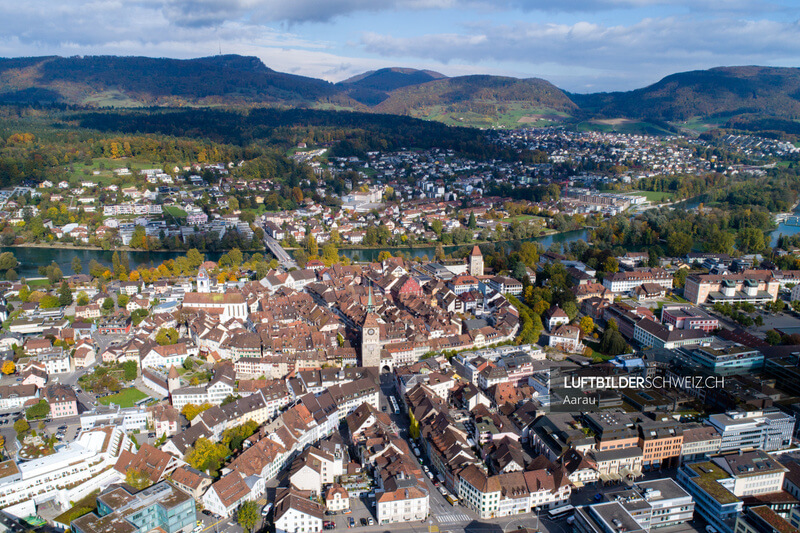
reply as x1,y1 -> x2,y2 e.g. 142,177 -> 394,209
1,0 -> 799,92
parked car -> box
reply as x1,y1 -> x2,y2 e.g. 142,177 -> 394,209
348,517 -> 355,528
368,518 -> 374,526
360,519 -> 367,526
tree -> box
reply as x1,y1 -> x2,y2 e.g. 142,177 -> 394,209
1,360 -> 15,375
602,257 -> 619,274
185,437 -> 229,474
228,248 -> 243,269
26,400 -> 50,420
0,252 -> 18,273
14,419 -> 29,435
39,295 -> 60,309
468,212 -> 477,230
304,234 -> 318,257
766,330 -> 782,346
673,268 -> 688,289
736,228 -> 766,254
131,309 -> 149,326
181,403 -> 212,421
579,316 -> 594,336
58,281 -> 73,306
518,242 -> 539,268
71,256 -> 83,274
562,301 -> 579,321
221,394 -> 242,406
125,468 -> 152,490
601,327 -> 629,355
156,328 -> 179,346
117,294 -> 130,308
102,298 -> 114,311
122,360 -> 138,381
237,501 -> 259,533
76,292 -> 89,306
666,232 -> 693,257
222,420 -> 259,452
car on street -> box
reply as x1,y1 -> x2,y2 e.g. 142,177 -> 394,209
706,527 -> 717,533
348,517 -> 354,528
368,518 -> 374,526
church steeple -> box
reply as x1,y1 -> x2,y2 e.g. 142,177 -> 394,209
366,283 -> 374,313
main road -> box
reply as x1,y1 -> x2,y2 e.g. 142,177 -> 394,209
258,229 -> 298,269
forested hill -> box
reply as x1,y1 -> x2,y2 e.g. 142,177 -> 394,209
2,55 -> 800,135
569,66 -> 800,121
337,67 -> 448,105
0,55 -> 357,107
372,75 -> 578,115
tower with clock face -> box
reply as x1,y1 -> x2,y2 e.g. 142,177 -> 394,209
361,285 -> 382,368
361,314 -> 382,368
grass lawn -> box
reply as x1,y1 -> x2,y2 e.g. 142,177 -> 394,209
27,278 -> 51,287
631,190 -> 675,203
163,205 -> 188,218
98,387 -> 148,408
53,490 -> 99,526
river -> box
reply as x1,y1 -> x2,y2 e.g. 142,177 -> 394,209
770,203 -> 800,247
0,229 -> 591,278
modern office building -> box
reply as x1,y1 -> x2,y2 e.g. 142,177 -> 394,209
706,410 -> 794,453
72,482 -> 196,533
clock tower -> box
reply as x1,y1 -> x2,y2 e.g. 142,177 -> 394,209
361,287 -> 382,368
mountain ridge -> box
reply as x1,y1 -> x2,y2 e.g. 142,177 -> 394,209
1,55 -> 800,134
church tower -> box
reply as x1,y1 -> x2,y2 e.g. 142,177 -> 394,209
167,365 -> 181,395
197,267 -> 210,293
361,287 -> 382,368
469,245 -> 484,277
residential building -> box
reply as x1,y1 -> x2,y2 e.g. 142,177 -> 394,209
0,426 -> 132,508
603,269 -> 673,293
45,383 -> 78,419
274,487 -> 324,533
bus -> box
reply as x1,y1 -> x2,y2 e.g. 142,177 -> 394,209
548,505 -> 575,520
445,495 -> 458,506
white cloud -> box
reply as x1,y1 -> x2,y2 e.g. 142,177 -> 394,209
360,16 -> 800,90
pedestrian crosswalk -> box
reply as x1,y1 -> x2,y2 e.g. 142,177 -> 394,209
436,514 -> 471,524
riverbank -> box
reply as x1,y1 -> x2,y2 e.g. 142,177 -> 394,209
281,227 -> 579,252
9,242 -> 265,254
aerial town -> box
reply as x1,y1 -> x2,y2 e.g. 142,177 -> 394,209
0,125 -> 798,533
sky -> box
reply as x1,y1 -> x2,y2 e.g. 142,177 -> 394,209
1,0 -> 799,92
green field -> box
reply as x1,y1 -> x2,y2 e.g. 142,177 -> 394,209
163,205 -> 188,218
675,115 -> 733,133
98,388 -> 148,408
631,190 -> 675,202
64,157 -> 165,187
415,103 -> 573,129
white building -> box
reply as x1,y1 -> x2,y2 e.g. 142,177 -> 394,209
0,426 -> 131,509
274,488 -> 324,533
706,409 -> 794,453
